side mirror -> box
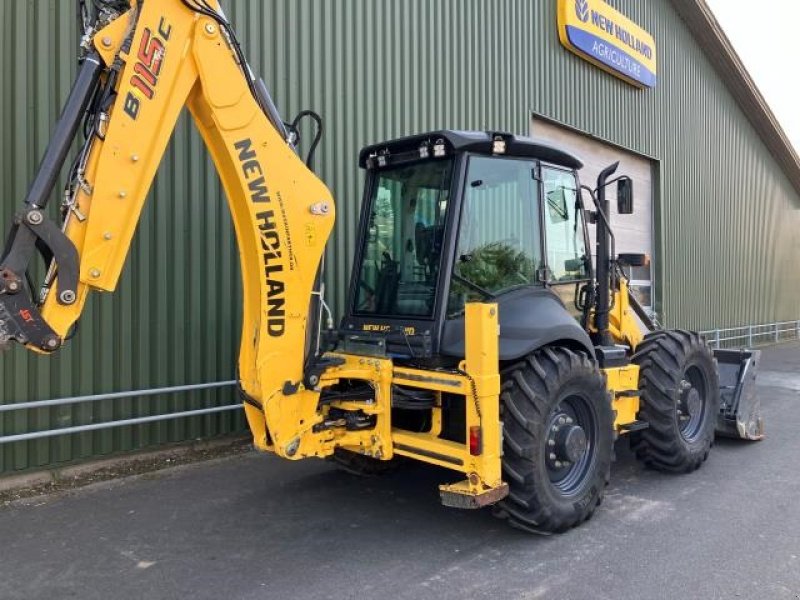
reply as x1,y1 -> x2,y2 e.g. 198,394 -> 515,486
617,178 -> 634,215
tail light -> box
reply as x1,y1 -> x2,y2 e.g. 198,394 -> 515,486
469,426 -> 482,456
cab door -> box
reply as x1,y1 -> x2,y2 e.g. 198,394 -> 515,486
539,164 -> 591,319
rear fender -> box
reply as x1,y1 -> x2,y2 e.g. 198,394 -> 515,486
440,287 -> 594,361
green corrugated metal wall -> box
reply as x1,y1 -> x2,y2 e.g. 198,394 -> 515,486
2,0 -> 798,473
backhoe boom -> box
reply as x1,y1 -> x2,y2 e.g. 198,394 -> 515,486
0,0 -> 336,457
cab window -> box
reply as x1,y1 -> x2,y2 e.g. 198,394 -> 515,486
448,156 -> 541,314
354,159 -> 453,317
542,166 -> 587,281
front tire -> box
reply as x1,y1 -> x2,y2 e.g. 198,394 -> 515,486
631,330 -> 718,473
496,347 -> 614,534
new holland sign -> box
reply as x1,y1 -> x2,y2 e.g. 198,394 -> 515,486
558,0 -> 657,88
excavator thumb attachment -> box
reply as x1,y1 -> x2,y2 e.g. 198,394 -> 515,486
714,348 -> 764,440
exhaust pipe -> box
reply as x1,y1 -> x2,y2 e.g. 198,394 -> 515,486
714,348 -> 764,440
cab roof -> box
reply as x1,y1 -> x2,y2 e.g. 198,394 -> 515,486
358,130 -> 584,170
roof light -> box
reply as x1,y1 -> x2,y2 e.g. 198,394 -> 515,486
377,155 -> 388,168
492,136 -> 507,155
433,139 -> 447,158
419,143 -> 430,159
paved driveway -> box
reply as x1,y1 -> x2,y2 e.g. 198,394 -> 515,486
1,343 -> 799,600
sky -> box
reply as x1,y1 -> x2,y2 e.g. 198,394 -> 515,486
705,0 -> 800,153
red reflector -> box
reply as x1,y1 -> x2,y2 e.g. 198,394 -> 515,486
469,426 -> 482,456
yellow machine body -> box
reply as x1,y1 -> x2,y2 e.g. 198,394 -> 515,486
596,278 -> 646,435
1,0 -> 656,512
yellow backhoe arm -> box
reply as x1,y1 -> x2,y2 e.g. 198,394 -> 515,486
0,1 -> 335,456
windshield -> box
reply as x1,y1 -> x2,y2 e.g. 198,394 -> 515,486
354,159 -> 453,318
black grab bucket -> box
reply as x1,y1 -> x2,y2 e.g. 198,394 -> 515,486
714,348 -> 764,440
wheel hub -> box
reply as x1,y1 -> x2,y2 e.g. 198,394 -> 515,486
547,413 -> 588,467
676,370 -> 708,441
682,387 -> 701,418
557,425 -> 587,463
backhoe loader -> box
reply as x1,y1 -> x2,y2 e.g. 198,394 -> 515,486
0,0 -> 762,533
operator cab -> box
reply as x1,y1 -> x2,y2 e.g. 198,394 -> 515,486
341,130 -> 593,364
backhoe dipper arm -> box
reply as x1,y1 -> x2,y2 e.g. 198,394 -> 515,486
0,1 -> 335,454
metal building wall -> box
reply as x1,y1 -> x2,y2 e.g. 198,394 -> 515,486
220,0 -> 800,326
1,0 -> 798,472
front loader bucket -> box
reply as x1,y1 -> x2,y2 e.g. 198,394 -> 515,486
714,348 -> 764,440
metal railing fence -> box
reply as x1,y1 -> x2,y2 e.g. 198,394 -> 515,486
700,320 -> 800,350
0,381 -> 239,445
2,320 -> 799,444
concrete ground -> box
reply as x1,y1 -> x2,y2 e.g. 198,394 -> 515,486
1,344 -> 799,600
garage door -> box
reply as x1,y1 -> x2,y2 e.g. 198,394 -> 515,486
532,117 -> 655,310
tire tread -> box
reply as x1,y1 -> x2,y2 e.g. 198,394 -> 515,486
496,347 -> 613,533
631,330 -> 718,473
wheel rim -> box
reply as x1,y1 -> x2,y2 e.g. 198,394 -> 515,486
678,365 -> 708,442
545,393 -> 598,497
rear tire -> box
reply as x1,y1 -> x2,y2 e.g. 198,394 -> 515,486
631,330 -> 718,473
496,347 -> 614,534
